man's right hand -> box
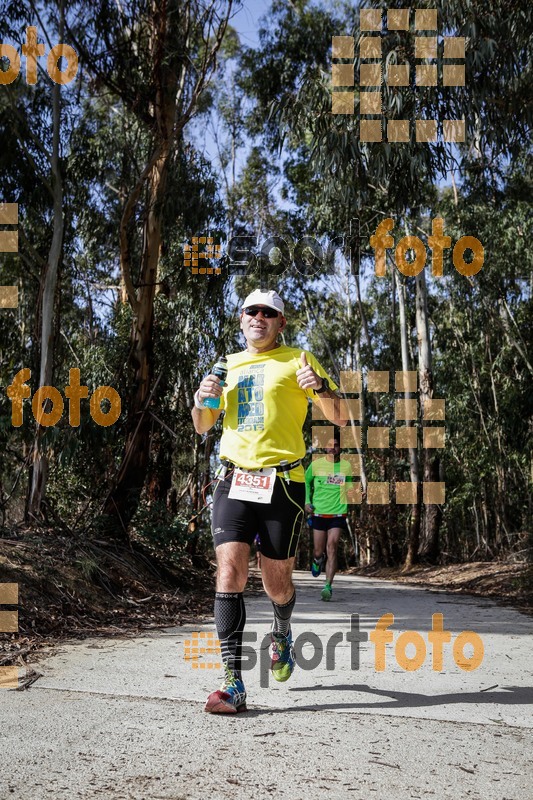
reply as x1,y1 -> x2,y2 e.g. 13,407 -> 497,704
197,374 -> 224,405
305,504 -> 314,515
192,375 -> 224,434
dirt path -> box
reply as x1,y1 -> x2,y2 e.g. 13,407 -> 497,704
2,571 -> 532,799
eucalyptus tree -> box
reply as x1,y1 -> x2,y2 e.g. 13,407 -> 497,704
432,158 -> 533,560
63,0 -> 236,533
239,0 -> 532,564
0,0 -> 88,518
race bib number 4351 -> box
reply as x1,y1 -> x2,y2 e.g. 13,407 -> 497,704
228,467 -> 276,504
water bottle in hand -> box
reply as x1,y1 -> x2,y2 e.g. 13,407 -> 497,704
203,357 -> 228,409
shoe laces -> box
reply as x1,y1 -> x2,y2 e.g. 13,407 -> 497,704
221,662 -> 238,690
272,630 -> 292,659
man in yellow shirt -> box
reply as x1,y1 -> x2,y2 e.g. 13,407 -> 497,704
305,433 -> 352,601
192,289 -> 346,713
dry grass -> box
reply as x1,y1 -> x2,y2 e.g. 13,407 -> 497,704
348,560 -> 533,615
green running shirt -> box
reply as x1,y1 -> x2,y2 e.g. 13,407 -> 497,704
304,456 -> 352,515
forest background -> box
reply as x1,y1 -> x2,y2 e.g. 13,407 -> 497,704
0,0 -> 531,642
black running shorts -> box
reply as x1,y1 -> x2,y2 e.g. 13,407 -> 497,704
311,515 -> 348,532
212,473 -> 305,560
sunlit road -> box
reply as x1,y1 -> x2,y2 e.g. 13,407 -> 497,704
2,572 -> 532,799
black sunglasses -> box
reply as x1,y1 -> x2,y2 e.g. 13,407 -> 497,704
243,305 -> 279,318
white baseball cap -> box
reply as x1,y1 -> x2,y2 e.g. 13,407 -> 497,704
241,289 -> 285,315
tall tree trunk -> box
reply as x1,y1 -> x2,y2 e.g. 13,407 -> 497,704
394,270 -> 421,569
27,8 -> 65,518
354,336 -> 371,565
102,1 -> 180,532
102,0 -> 232,534
187,432 -> 212,557
415,269 -> 442,562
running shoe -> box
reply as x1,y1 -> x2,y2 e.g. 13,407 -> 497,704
321,583 -> 332,602
270,628 -> 296,682
311,554 -> 326,578
204,664 -> 247,714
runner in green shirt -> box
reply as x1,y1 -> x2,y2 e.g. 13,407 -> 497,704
304,433 -> 351,601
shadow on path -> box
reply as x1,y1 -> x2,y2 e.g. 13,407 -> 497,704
234,685 -> 533,718
283,683 -> 533,711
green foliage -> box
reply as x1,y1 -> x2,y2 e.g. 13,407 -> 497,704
130,500 -> 214,566
131,501 -> 190,555
241,0 -> 532,209
0,0 -> 531,571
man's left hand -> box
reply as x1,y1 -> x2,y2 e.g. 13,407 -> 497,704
296,352 -> 322,391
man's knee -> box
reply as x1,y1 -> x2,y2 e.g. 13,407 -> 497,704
215,544 -> 249,591
265,583 -> 294,605
326,535 -> 341,558
216,565 -> 247,591
261,557 -> 294,602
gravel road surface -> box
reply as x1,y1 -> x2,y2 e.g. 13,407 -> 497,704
2,572 -> 532,799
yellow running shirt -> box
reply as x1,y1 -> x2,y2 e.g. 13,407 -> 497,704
218,345 -> 337,482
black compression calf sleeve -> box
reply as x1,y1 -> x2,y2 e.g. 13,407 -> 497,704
272,591 -> 296,637
214,592 -> 246,680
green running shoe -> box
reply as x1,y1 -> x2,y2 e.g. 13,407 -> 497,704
321,583 -> 332,602
311,554 -> 326,577
270,628 -> 296,682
